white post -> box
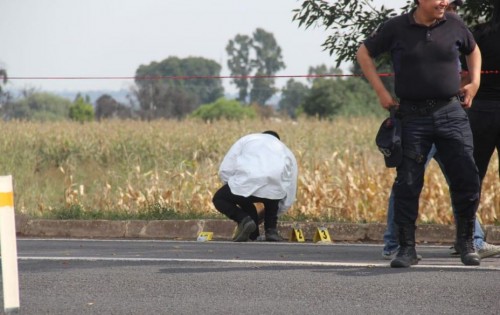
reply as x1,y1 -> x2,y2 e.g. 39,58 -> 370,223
0,175 -> 20,314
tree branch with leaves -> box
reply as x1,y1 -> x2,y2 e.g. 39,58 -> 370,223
292,0 -> 495,66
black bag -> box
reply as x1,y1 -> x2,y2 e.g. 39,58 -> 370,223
375,107 -> 402,168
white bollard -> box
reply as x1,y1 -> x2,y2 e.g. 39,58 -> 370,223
0,175 -> 20,314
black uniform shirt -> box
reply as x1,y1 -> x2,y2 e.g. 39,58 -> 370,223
474,28 -> 500,101
363,9 -> 476,100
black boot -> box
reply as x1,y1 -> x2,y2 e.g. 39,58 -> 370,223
233,216 -> 257,242
265,228 -> 282,242
391,224 -> 418,268
456,217 -> 481,266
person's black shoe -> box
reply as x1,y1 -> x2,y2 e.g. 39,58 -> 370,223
456,217 -> 481,266
457,239 -> 481,266
233,217 -> 257,242
390,246 -> 418,268
391,224 -> 418,268
249,226 -> 260,241
265,228 -> 282,242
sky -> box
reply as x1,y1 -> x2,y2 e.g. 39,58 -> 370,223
1,0 -> 394,94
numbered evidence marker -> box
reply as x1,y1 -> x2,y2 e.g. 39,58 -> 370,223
313,226 -> 332,243
0,175 -> 20,314
197,231 -> 213,242
289,225 -> 305,242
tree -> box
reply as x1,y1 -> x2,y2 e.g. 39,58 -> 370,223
226,28 -> 285,105
300,66 -> 341,118
249,28 -> 286,105
190,97 -> 256,121
301,67 -> 382,118
134,56 -> 224,119
95,94 -> 134,120
301,77 -> 342,118
335,76 -> 384,117
1,91 -> 72,121
351,61 -> 395,95
293,0 -> 495,66
278,79 -> 309,118
0,69 -> 9,108
226,35 -> 253,102
69,94 -> 94,123
0,69 -> 6,94
461,0 -> 498,26
308,64 -> 337,81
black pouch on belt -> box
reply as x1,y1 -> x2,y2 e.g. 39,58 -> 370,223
375,107 -> 402,168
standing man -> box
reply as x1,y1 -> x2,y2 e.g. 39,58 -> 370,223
357,0 -> 482,267
381,0 -> 500,261
212,130 -> 298,242
465,0 -> 500,255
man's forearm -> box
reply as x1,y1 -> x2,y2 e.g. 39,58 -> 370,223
466,46 -> 482,89
356,45 -> 387,95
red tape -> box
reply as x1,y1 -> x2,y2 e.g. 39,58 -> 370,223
7,70 -> 499,81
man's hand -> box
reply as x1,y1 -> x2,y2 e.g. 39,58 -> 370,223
378,90 -> 399,110
459,82 -> 479,108
463,45 -> 482,108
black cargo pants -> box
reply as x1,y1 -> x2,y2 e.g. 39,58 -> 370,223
393,99 -> 480,226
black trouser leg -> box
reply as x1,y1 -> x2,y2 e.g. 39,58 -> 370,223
246,196 -> 279,230
262,200 -> 279,230
433,102 -> 480,220
235,197 -> 259,240
392,113 -> 432,227
212,184 -> 249,223
468,101 -> 500,181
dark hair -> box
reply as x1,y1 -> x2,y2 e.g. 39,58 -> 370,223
262,130 -> 280,140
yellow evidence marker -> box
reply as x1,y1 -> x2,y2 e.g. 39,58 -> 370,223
197,232 -> 213,242
313,227 -> 332,243
289,226 -> 305,242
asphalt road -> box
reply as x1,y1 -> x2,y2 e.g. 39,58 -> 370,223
2,238 -> 500,314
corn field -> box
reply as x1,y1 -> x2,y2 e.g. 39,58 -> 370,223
0,118 -> 498,224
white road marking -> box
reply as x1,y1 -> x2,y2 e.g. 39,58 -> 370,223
18,256 -> 500,271
18,238 -> 451,249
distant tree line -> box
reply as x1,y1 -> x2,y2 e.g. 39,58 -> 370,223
0,24 -> 402,122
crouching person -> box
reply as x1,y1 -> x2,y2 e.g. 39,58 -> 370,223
212,130 -> 298,242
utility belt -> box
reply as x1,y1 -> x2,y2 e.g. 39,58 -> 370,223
399,96 -> 459,116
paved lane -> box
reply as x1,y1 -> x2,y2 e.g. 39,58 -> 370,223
1,239 -> 498,314
17,238 -> 500,269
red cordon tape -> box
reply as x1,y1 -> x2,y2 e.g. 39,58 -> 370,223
8,73 -> 377,80
7,70 -> 499,81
